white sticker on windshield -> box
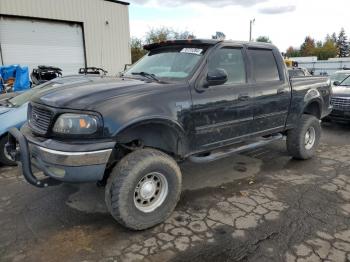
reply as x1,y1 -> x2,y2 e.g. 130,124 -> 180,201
180,48 -> 203,55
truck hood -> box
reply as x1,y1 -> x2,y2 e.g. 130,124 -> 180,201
31,77 -> 158,110
332,86 -> 350,97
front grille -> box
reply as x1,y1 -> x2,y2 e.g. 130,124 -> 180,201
29,104 -> 53,134
331,97 -> 350,111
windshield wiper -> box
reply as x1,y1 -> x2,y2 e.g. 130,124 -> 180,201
131,72 -> 160,82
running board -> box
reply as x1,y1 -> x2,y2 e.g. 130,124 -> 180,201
189,134 -> 283,164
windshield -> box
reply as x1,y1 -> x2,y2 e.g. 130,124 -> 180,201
330,72 -> 350,82
340,75 -> 350,86
124,46 -> 207,80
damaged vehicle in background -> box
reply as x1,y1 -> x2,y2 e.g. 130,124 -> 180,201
0,75 -> 103,166
7,40 -> 332,230
330,70 -> 350,86
329,75 -> 350,123
30,66 -> 63,86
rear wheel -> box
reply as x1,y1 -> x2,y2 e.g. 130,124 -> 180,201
286,114 -> 321,160
105,148 -> 182,230
0,135 -> 16,166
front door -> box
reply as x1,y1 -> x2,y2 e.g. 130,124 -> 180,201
190,46 -> 254,150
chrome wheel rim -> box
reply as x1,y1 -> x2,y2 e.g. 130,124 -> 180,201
134,172 -> 168,213
305,126 -> 316,150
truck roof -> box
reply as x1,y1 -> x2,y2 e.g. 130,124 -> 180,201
143,39 -> 277,51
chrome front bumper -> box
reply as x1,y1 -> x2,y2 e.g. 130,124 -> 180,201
30,144 -> 112,167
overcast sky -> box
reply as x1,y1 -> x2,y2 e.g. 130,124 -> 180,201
128,0 -> 350,52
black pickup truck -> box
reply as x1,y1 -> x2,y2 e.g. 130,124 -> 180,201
7,40 -> 332,230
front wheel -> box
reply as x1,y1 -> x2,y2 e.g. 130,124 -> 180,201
105,148 -> 182,230
286,114 -> 321,160
0,135 -> 17,166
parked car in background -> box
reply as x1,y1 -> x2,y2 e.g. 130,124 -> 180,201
288,67 -> 311,78
0,75 -> 102,165
8,40 -> 332,230
330,70 -> 350,86
330,75 -> 350,123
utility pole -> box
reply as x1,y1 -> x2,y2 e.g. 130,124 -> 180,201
249,18 -> 255,42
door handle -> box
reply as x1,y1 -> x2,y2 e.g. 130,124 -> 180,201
238,94 -> 250,101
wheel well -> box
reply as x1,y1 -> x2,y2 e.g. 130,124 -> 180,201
0,133 -> 8,143
115,123 -> 187,158
303,101 -> 321,119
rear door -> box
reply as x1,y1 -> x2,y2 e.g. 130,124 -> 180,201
247,48 -> 291,133
190,45 -> 254,150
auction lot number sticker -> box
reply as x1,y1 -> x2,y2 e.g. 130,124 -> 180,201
180,48 -> 203,55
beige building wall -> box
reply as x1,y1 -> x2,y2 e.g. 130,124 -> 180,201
1,0 -> 131,74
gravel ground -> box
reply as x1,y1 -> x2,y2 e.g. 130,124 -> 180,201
0,122 -> 349,262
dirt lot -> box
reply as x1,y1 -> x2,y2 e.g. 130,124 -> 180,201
1,122 -> 350,262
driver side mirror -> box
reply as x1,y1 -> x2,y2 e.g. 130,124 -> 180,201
206,68 -> 228,87
333,81 -> 340,86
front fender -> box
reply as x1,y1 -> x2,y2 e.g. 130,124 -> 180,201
114,117 -> 189,156
115,116 -> 186,137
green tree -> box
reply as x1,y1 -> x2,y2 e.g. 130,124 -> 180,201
300,36 -> 316,56
145,27 -> 196,44
173,31 -> 196,40
337,28 -> 350,57
286,46 -> 301,57
256,36 -> 272,43
331,32 -> 338,43
130,37 -> 147,63
131,28 -> 197,63
145,27 -> 173,44
212,31 -> 226,40
313,39 -> 337,60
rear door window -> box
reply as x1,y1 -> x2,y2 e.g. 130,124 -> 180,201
248,49 -> 280,82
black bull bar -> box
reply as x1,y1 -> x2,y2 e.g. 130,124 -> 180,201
6,128 -> 61,188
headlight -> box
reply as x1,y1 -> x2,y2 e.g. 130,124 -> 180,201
53,113 -> 99,135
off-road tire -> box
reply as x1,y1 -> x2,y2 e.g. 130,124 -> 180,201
105,148 -> 182,230
0,135 -> 16,166
287,114 -> 321,160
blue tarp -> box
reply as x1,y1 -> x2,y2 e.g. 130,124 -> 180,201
0,65 -> 30,92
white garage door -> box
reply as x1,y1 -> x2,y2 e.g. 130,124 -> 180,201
0,16 -> 86,75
